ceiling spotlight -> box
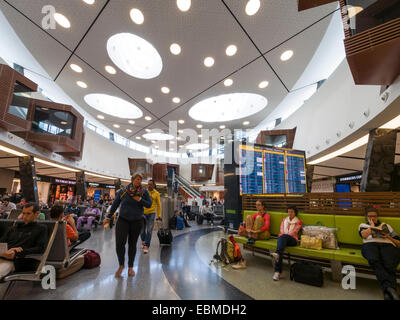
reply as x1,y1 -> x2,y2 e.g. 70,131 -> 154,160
198,134 -> 202,138
145,116 -> 152,121
179,145 -> 183,148
170,141 -> 175,144
170,43 -> 182,55
54,13 -> 71,28
196,124 -> 203,129
178,129 -> 184,133
224,78 -> 233,87
136,136 -> 141,140
172,97 -> 181,104
177,0 -> 191,12
258,81 -> 269,89
226,45 -> 237,56
178,120 -> 185,124
97,115 -> 105,120
151,140 -> 156,144
113,124 -> 120,128
144,97 -> 153,103
76,81 -> 87,88
204,57 -> 215,68
161,87 -> 170,94
60,121 -> 68,125
245,0 -> 261,16
220,125 -> 226,129
126,129 -> 132,133
83,0 -> 95,4
128,120 -> 135,124
105,65 -> 117,74
281,50 -> 294,61
70,64 -> 82,73
145,129 -> 151,132
243,121 -> 250,125
130,8 -> 144,25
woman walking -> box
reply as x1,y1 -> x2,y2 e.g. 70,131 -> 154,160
104,173 -> 152,278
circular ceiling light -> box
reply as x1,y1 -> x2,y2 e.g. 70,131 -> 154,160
113,124 -> 120,128
54,13 -> 71,28
143,132 -> 174,141
172,97 -> 181,104
107,33 -> 162,79
243,121 -> 250,125
128,120 -> 135,124
83,0 -> 95,4
185,143 -> 209,150
144,97 -> 153,103
245,0 -> 261,16
97,115 -> 105,120
70,64 -> 82,73
126,129 -> 132,133
170,141 -> 175,144
226,45 -> 237,56
84,93 -> 143,119
220,125 -> 226,129
204,57 -> 215,67
177,0 -> 191,12
178,129 -> 184,133
170,43 -> 181,55
145,129 -> 151,132
196,124 -> 203,129
281,50 -> 294,61
130,8 -> 144,25
224,78 -> 233,87
136,136 -> 141,140
178,120 -> 185,124
189,93 -> 268,122
105,65 -> 116,74
145,116 -> 152,121
60,121 -> 68,125
161,87 -> 170,94
258,81 -> 269,89
76,81 -> 87,88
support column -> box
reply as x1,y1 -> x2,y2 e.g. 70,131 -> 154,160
75,171 -> 87,203
114,178 -> 121,191
18,156 -> 38,203
360,129 -> 397,192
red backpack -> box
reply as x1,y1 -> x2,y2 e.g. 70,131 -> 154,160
83,250 -> 101,269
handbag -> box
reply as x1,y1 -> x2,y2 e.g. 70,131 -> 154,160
290,262 -> 323,287
83,250 -> 101,269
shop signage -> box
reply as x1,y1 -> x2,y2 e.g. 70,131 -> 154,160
54,178 -> 76,185
106,185 -> 115,189
338,174 -> 362,182
88,183 -> 100,187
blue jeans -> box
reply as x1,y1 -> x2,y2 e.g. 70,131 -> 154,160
274,234 -> 297,273
140,213 -> 156,248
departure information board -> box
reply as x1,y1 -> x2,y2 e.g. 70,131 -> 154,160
239,144 -> 307,195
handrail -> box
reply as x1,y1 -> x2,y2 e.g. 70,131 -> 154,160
174,174 -> 202,198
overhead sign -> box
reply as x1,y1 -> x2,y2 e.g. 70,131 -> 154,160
54,178 -> 76,185
338,174 -> 362,182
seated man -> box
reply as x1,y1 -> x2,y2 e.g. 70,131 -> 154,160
201,202 -> 214,226
0,197 -> 16,219
0,203 -> 48,278
359,206 -> 400,300
50,205 -> 90,247
76,200 -> 101,231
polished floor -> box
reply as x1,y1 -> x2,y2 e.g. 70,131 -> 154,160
1,221 -> 387,300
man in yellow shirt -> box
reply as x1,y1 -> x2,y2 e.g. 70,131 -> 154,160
141,179 -> 162,254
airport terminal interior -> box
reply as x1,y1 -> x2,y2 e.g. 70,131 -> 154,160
0,0 -> 400,301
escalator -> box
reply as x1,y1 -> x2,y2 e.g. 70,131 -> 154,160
173,173 -> 203,200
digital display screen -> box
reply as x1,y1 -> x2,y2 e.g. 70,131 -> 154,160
239,144 -> 307,195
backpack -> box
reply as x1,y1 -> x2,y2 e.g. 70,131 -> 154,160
83,250 -> 101,269
176,216 -> 184,230
169,216 -> 177,229
229,235 -> 242,262
213,238 -> 232,265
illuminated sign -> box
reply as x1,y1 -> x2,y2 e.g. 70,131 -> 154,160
54,179 -> 76,185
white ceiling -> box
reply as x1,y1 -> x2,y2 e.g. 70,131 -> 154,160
0,0 -> 339,148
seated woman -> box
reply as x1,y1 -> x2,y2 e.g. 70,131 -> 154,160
244,200 -> 270,244
359,206 -> 400,300
76,200 -> 101,231
271,206 -> 302,281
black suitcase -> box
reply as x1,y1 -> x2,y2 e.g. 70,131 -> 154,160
290,262 -> 323,287
197,214 -> 204,225
157,228 -> 173,245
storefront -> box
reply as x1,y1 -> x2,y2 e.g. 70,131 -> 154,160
335,173 -> 363,192
86,182 -> 116,201
49,178 -> 77,202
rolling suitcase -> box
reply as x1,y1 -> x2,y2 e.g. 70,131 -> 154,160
290,262 -> 324,287
157,209 -> 173,246
197,214 -> 204,225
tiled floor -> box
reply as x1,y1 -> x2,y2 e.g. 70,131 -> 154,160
1,222 -> 387,300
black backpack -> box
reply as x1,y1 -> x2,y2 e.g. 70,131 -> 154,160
290,262 -> 324,287
169,216 -> 177,229
157,229 -> 173,245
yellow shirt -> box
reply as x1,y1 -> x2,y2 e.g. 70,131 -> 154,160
144,188 -> 162,217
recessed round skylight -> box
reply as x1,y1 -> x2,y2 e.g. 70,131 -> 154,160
258,81 -> 269,89
178,120 -> 185,124
113,124 -> 120,128
170,43 -> 181,55
204,57 -> 215,67
245,0 -> 261,16
196,124 -> 203,129
145,116 -> 152,121
161,87 -> 170,94
143,132 -> 174,141
54,13 -> 71,28
70,64 -> 82,73
177,0 -> 191,12
97,115 -> 105,120
226,45 -> 237,56
186,143 -> 209,150
224,79 -> 233,87
130,8 -> 144,25
84,93 -> 143,119
107,33 -> 163,79
145,97 -> 153,103
173,97 -> 181,104
189,93 -> 267,122
76,81 -> 87,88
128,120 -> 135,124
105,65 -> 116,74
281,50 -> 294,61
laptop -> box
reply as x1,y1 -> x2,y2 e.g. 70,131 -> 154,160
0,243 -> 7,255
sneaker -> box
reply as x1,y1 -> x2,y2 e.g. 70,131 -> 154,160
143,246 -> 149,254
271,252 -> 279,268
273,272 -> 281,281
232,260 -> 247,270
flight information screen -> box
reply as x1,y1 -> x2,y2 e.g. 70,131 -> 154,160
239,144 -> 307,195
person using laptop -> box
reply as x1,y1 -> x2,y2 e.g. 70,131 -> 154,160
0,203 -> 48,278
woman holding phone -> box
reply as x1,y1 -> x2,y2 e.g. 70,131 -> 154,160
104,173 -> 152,278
